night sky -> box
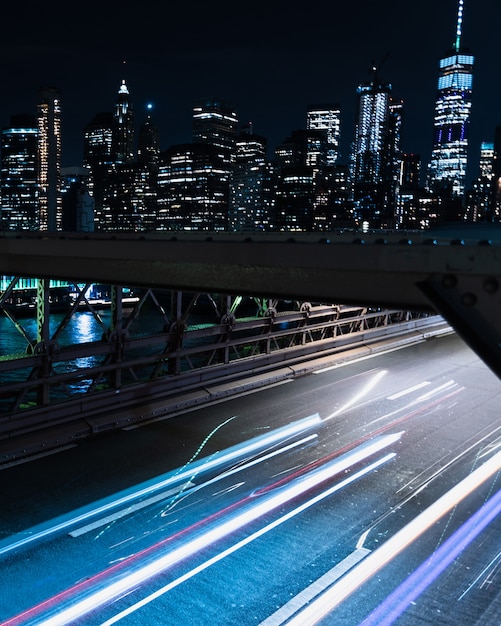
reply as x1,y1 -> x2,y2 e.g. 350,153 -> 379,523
1,0 -> 499,181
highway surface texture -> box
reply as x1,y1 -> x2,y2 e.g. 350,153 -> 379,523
0,333 -> 500,625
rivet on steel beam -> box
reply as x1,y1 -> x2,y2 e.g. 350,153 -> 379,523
461,292 -> 477,306
483,277 -> 499,294
442,274 -> 457,289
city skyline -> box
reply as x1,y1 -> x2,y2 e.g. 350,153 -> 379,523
1,0 -> 499,182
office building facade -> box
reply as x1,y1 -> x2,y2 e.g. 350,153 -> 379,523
1,115 -> 39,230
37,87 -> 62,231
157,143 -> 231,230
83,111 -> 113,225
192,98 -> 238,165
229,125 -> 276,231
306,104 -> 341,166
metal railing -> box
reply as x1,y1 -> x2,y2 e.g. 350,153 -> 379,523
0,280 -> 449,448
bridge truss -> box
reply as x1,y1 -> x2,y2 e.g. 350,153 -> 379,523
0,275 -> 446,459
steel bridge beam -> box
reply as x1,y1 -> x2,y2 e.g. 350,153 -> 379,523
1,228 -> 501,377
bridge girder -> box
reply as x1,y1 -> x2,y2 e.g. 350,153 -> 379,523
1,229 -> 500,377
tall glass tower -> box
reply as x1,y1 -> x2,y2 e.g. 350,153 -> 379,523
351,65 -> 402,227
427,0 -> 474,198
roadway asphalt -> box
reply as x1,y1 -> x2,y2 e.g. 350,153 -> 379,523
0,332 -> 500,625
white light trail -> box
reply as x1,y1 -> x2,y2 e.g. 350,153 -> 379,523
101,454 -> 396,625
457,548 -> 501,601
7,432 -> 402,626
284,449 -> 501,626
324,370 -> 387,421
73,433 -> 318,533
0,414 -> 322,558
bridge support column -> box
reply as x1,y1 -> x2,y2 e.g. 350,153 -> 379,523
166,290 -> 185,376
108,285 -> 125,390
35,278 -> 52,406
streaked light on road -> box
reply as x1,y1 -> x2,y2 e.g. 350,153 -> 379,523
4,432 -> 401,625
324,370 -> 387,421
0,413 -> 323,559
102,454 -> 396,626
360,487 -> 501,625
284,449 -> 501,626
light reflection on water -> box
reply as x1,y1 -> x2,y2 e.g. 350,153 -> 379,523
73,310 -> 103,343
0,307 -> 172,357
0,311 -> 108,356
0,309 -> 147,401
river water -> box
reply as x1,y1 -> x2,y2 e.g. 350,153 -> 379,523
0,310 -> 113,357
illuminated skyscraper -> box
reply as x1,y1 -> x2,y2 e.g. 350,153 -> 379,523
37,87 -> 62,231
1,115 -> 39,230
177,97 -> 239,227
83,112 -> 113,224
229,123 -> 275,231
84,112 -> 113,169
134,105 -> 160,229
192,98 -> 238,165
427,0 -> 474,199
111,79 -> 135,164
351,66 -> 402,227
157,143 -> 231,230
306,104 -> 341,166
274,129 -> 331,231
464,142 -> 495,222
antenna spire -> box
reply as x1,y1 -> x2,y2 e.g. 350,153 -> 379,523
455,0 -> 464,52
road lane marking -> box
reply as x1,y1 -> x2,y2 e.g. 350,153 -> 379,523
386,381 -> 430,400
407,379 -> 457,405
259,548 -> 371,626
